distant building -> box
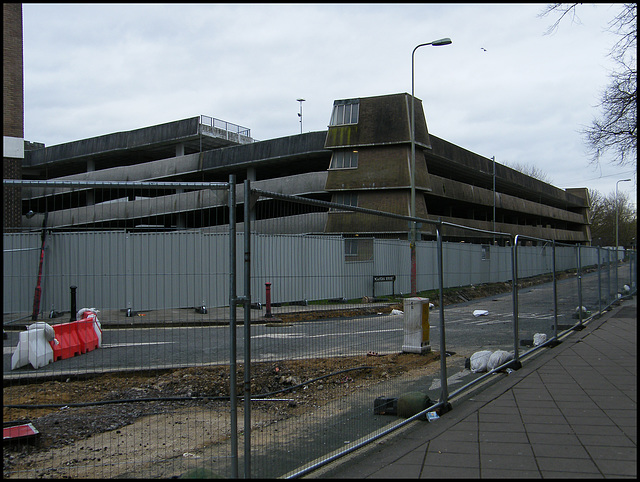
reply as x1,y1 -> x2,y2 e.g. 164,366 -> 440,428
16,92 -> 591,245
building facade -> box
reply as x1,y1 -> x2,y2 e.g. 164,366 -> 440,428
15,93 -> 591,245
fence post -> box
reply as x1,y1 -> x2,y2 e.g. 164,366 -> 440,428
511,235 -> 520,364
552,241 -> 558,340
577,244 -> 584,327
243,179 -> 252,478
607,248 -> 612,306
228,175 -> 238,479
436,222 -> 451,413
597,246 -> 602,315
632,248 -> 637,292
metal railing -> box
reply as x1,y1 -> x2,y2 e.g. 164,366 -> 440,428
200,115 -> 252,139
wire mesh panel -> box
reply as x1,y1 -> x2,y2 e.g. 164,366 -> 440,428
3,180 -> 239,479
239,190 -> 446,478
434,225 -> 517,405
439,239 -> 514,348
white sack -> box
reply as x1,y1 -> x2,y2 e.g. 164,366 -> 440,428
487,350 -> 514,371
533,333 -> 547,346
469,350 -> 493,373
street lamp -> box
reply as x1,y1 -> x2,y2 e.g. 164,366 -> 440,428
297,98 -> 305,134
410,37 -> 452,295
615,178 -> 631,293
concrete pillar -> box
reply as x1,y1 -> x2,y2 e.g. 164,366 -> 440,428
86,158 -> 95,205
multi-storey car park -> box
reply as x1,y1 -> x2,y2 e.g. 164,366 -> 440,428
13,92 -> 591,246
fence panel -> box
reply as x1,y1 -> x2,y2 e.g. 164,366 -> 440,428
4,180 -> 240,479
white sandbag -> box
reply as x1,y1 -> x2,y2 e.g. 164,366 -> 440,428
469,350 -> 493,373
390,309 -> 404,316
473,310 -> 489,317
77,307 -> 99,320
27,321 -> 56,342
533,333 -> 547,346
487,350 -> 514,371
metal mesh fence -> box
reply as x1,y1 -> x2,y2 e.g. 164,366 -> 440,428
4,180 -> 239,478
3,179 -> 636,478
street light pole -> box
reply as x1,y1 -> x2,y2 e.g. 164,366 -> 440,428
411,37 -> 452,295
615,178 -> 631,294
297,98 -> 305,134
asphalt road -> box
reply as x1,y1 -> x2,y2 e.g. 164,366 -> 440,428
3,265 -> 630,382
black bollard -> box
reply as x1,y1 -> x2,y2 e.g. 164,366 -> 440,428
70,286 -> 77,321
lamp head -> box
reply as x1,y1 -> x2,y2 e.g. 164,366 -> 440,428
431,38 -> 452,46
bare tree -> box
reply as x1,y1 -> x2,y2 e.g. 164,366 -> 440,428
588,188 -> 637,247
504,161 -> 553,184
540,4 -> 637,168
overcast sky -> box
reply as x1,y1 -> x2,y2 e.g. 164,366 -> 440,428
22,3 -> 636,207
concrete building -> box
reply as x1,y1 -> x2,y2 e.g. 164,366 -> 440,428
16,92 -> 591,245
4,5 -> 590,244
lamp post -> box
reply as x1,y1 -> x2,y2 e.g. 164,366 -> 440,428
411,37 -> 452,295
297,98 -> 305,134
615,178 -> 631,294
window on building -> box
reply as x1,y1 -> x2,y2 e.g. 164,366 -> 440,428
330,150 -> 358,169
331,192 -> 358,211
344,237 -> 373,262
345,238 -> 358,257
330,100 -> 359,126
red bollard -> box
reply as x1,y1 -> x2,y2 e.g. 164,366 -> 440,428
265,282 -> 272,318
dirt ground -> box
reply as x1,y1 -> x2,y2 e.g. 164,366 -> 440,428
3,274 -> 574,478
3,352 -> 441,478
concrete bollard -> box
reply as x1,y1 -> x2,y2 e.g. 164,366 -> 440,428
402,297 -> 431,354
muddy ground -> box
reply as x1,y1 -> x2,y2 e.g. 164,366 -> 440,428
3,274 -> 574,478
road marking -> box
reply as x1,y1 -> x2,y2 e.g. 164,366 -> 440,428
102,342 -> 176,348
472,318 -> 511,326
4,341 -> 175,354
252,333 -> 306,339
253,328 -> 402,340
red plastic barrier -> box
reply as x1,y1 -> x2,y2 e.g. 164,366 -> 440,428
49,322 -> 82,361
76,318 -> 100,354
